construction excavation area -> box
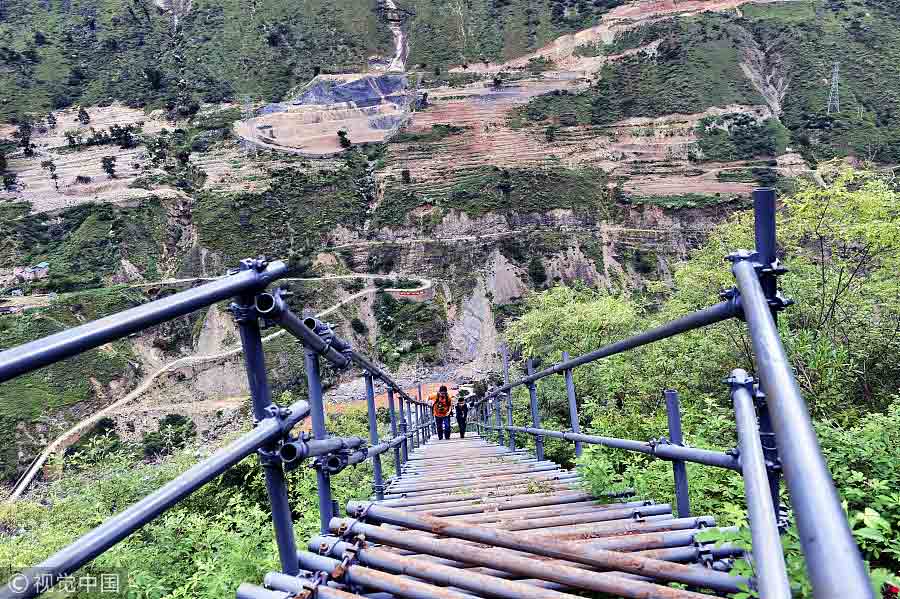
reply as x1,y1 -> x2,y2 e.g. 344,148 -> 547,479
230,0 -> 808,200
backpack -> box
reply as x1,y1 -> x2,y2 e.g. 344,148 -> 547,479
434,393 -> 452,416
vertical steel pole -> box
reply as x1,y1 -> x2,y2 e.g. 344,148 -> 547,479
494,396 -> 503,445
754,187 -> 778,303
502,345 -> 514,449
506,393 -> 515,450
364,374 -> 385,500
419,403 -> 425,443
526,359 -> 544,461
387,388 -> 402,472
407,400 -> 417,448
755,390 -> 782,520
234,295 -> 298,574
398,396 -> 409,464
303,347 -> 333,535
562,351 -> 582,458
664,389 -> 690,518
730,370 -> 791,599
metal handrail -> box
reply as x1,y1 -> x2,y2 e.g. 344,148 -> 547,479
469,189 -> 872,599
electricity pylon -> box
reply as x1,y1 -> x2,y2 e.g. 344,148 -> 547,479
827,63 -> 840,115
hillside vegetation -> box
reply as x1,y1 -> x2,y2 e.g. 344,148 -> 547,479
0,405 -> 386,599
404,0 -> 625,67
0,0 -> 391,122
517,0 -> 900,163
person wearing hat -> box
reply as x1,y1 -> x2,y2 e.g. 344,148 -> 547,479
429,385 -> 453,440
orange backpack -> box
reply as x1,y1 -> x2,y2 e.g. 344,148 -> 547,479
433,393 -> 452,417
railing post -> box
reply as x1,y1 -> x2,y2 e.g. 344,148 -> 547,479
419,404 -> 427,442
364,374 -> 385,500
729,188 -> 873,598
387,388 -> 402,472
398,396 -> 409,464
501,345 -> 515,449
728,370 -> 791,599
562,351 -> 582,458
506,393 -> 515,450
526,359 -> 544,461
494,396 -> 503,446
664,389 -> 690,518
301,345 -> 333,536
232,280 -> 298,574
753,188 -> 779,309
755,388 -> 782,523
407,400 -> 417,449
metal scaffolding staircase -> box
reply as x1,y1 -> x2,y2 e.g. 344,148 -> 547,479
239,432 -> 745,599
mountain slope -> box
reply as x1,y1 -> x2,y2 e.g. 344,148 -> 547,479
0,0 -> 391,122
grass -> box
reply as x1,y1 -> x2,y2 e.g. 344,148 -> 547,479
194,151 -> 372,267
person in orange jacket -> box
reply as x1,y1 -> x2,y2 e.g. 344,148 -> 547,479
430,385 -> 453,440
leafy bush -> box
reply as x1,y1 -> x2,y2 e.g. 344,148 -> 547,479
374,293 -> 447,367
693,114 -> 789,161
350,317 -> 368,336
142,414 -> 197,458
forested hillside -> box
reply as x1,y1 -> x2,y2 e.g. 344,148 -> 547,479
517,0 -> 900,163
0,0 -> 391,122
404,0 -> 625,66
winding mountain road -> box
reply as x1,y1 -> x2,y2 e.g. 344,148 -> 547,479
3,274 -> 430,503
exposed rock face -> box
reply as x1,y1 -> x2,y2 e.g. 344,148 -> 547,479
450,278 -> 497,364
486,250 -> 529,304
546,246 -> 604,287
195,304 -> 238,356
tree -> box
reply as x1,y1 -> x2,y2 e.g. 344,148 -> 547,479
77,107 -> 90,125
545,125 -> 558,142
528,256 -> 547,286
14,120 -> 34,157
46,113 -> 57,129
64,131 -> 80,148
401,169 -> 411,184
40,159 -> 59,190
3,173 -> 17,192
337,129 -> 352,149
101,156 -> 117,179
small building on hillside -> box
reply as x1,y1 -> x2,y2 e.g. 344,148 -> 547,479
14,262 -> 50,281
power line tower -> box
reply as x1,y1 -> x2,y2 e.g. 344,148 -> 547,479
827,62 -> 840,115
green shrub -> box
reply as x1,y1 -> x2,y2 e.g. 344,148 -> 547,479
142,414 -> 197,458
351,317 -> 369,335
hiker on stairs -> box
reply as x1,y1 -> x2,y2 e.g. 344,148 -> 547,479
455,395 -> 469,439
430,385 -> 453,440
